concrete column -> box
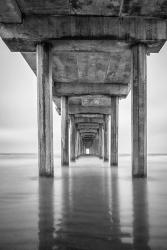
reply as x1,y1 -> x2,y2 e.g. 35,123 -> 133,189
78,133 -> 81,157
37,43 -> 54,177
61,96 -> 69,166
132,44 -> 147,177
70,115 -> 76,162
110,97 -> 119,166
75,130 -> 79,159
103,115 -> 109,161
99,125 -> 103,158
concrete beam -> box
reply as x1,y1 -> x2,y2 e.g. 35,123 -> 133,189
79,129 -> 98,134
53,82 -> 129,97
132,44 -> 147,178
75,117 -> 104,124
75,114 -> 104,118
69,104 -> 113,115
77,123 -> 100,129
1,16 -> 166,52
37,43 -> 54,177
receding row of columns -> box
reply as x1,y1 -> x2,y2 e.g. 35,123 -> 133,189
37,43 -> 147,178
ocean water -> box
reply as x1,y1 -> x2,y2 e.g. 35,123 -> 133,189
0,154 -> 167,250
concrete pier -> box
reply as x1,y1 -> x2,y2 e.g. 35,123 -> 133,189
132,44 -> 147,177
110,97 -> 119,166
61,96 -> 69,166
37,43 -> 54,177
0,1 -> 165,177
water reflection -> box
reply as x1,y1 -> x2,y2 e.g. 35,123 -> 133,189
38,163 -> 151,250
38,178 -> 54,250
132,179 -> 151,250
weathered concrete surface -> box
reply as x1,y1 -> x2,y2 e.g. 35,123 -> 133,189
37,43 -> 54,177
0,0 -> 22,23
2,0 -> 167,19
53,82 -> 130,97
132,44 -> 147,178
61,96 -> 69,166
77,123 -> 99,130
69,96 -> 111,106
54,96 -> 119,115
1,17 -> 166,52
79,129 -> 98,134
21,45 -> 131,98
70,115 -> 76,162
99,124 -> 103,159
69,104 -> 112,115
103,114 -> 109,162
110,97 -> 119,166
75,117 -> 104,124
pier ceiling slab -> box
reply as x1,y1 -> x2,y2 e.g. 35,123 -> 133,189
2,0 -> 167,22
22,46 -> 132,85
52,51 -> 131,84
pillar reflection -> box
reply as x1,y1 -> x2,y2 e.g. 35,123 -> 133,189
132,179 -> 151,250
38,178 -> 54,250
108,168 -> 133,249
37,165 -> 151,250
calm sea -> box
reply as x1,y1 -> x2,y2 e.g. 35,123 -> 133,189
0,154 -> 167,250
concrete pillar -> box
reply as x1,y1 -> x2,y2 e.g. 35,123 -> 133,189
75,130 -> 79,159
78,133 -> 81,157
110,97 -> 119,166
37,43 -> 54,177
103,115 -> 109,161
61,96 -> 69,166
99,125 -> 103,158
70,115 -> 76,162
132,44 -> 147,177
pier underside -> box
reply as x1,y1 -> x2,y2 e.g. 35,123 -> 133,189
0,0 -> 167,177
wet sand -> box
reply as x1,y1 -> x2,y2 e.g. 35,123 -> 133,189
0,155 -> 167,250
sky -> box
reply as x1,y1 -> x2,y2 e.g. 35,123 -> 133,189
0,39 -> 167,154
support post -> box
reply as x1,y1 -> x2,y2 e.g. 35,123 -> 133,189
61,96 -> 69,166
37,43 -> 54,177
132,44 -> 147,177
75,130 -> 79,159
110,97 -> 119,166
103,115 -> 109,161
78,133 -> 81,157
99,124 -> 103,158
70,115 -> 76,162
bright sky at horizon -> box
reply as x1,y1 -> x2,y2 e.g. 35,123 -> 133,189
0,39 -> 167,154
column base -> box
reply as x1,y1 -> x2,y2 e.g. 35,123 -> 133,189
70,158 -> 76,162
133,174 -> 147,178
110,163 -> 118,167
39,172 -> 54,177
104,158 -> 109,162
